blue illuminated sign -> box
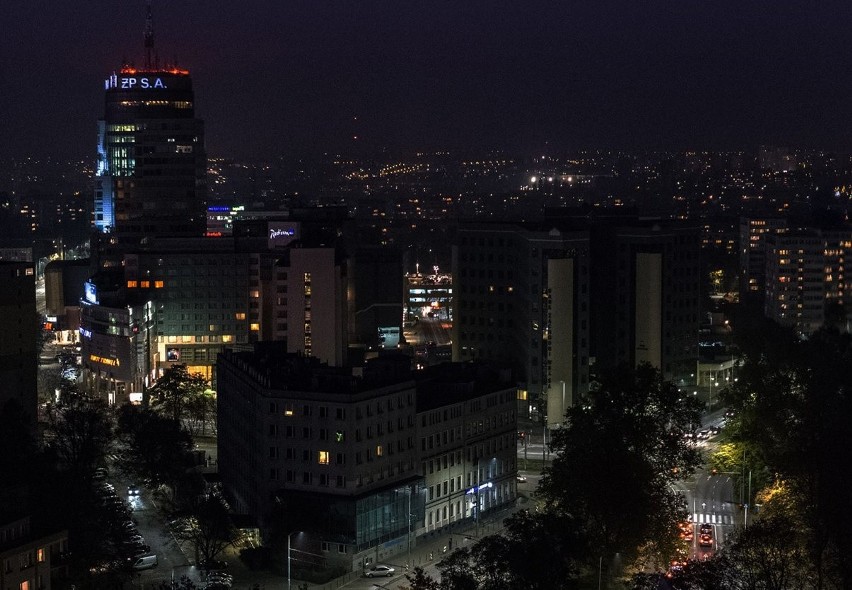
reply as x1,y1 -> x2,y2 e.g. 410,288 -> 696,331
465,481 -> 493,495
269,228 -> 295,239
105,74 -> 168,90
84,282 -> 99,304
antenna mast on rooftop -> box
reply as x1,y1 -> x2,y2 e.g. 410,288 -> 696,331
144,0 -> 155,69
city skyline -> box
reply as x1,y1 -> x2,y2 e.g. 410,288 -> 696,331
3,1 -> 852,162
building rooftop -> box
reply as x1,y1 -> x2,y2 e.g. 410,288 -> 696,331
220,342 -> 413,394
415,362 -> 515,412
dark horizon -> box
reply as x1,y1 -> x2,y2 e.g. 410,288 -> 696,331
3,1 -> 852,162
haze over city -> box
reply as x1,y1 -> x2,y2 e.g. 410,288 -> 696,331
4,1 -> 852,160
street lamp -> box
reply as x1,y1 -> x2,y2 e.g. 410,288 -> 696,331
287,530 -> 302,590
708,377 -> 715,412
475,457 -> 481,537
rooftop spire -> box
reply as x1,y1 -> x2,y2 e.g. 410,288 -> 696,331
143,0 -> 154,69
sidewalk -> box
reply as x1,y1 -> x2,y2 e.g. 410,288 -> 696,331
314,501 -> 527,590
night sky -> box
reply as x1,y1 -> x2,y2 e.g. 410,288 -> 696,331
3,1 -> 852,161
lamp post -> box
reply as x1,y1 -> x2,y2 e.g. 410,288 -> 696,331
708,376 -> 715,412
598,555 -> 603,590
475,457 -> 481,538
287,530 -> 302,590
406,486 -> 412,567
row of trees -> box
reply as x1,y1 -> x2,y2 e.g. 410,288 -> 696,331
705,321 -> 852,589
0,365 -> 233,589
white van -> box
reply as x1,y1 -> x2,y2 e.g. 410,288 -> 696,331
131,555 -> 158,570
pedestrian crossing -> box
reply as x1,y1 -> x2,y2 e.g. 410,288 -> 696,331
692,513 -> 735,525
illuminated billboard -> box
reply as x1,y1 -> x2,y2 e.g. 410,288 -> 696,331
267,222 -> 300,249
84,281 -> 99,304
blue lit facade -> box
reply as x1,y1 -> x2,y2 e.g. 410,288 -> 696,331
92,68 -> 206,237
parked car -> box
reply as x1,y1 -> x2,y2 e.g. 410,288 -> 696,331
365,565 -> 395,578
130,554 -> 158,570
206,572 -> 233,587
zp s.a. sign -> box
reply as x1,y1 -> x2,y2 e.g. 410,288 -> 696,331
105,74 -> 168,90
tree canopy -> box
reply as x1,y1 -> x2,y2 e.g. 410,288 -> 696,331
717,326 -> 852,587
148,364 -> 211,428
412,364 -> 702,589
539,363 -> 703,569
116,405 -> 195,492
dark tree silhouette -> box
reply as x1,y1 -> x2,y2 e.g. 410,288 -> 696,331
539,363 -> 702,571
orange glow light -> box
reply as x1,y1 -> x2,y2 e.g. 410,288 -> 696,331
119,66 -> 190,76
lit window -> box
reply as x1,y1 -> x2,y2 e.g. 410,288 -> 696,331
376,445 -> 383,457
336,431 -> 344,443
250,323 -> 260,331
37,548 -> 44,562
154,280 -> 164,288
20,582 -> 29,590
318,451 -> 330,465
250,290 -> 260,298
140,281 -> 150,288
517,389 -> 528,401
235,312 -> 246,320
127,280 -> 138,288
222,335 -> 233,343
284,405 -> 294,417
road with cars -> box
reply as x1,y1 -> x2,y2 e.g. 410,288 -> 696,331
672,412 -> 740,565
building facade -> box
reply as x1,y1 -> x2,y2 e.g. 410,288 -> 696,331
93,66 -> 206,237
452,224 -> 591,424
0,517 -> 69,590
216,345 -> 518,572
764,228 -> 852,335
0,262 -> 37,423
739,216 -> 787,295
80,237 -> 253,401
589,220 -> 701,383
416,364 -> 517,535
217,347 -> 422,571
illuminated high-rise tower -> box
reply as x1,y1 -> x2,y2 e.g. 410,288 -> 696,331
93,1 -> 206,237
